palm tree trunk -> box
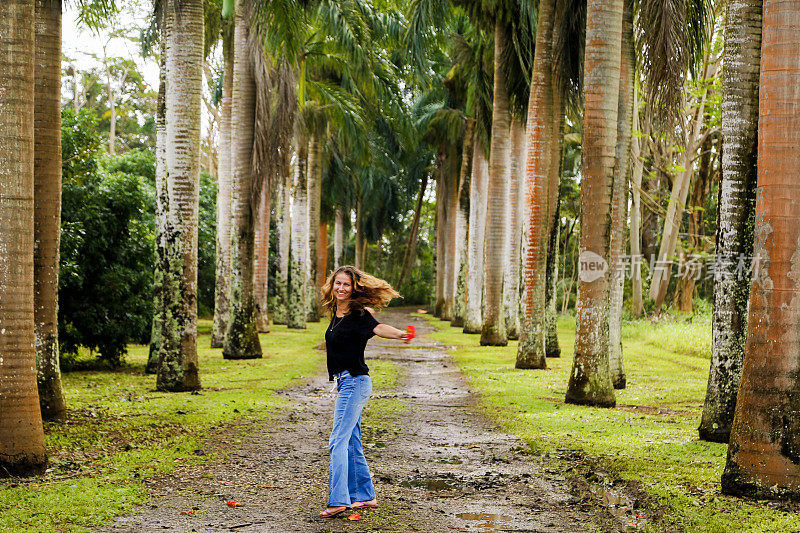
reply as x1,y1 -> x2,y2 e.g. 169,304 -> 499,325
354,201 -> 364,270
211,43 -> 234,347
253,183 -> 270,332
608,0 -> 634,390
443,143 -> 459,321
0,0 -> 47,475
434,153 -> 447,316
306,133 -> 322,322
517,0 -> 555,367
453,120 -> 474,328
334,208 -> 344,269
481,19 -> 512,347
288,142 -> 308,329
463,139 -> 489,334
272,168 -> 291,324
397,175 -> 428,287
148,41 -> 167,374
629,98 -> 648,318
700,0 -> 761,444
318,221 -> 328,281
156,0 -> 203,391
223,8 -> 263,359
565,0 -> 623,408
33,0 -> 66,419
544,199 -> 561,357
722,0 -> 800,497
504,118 -> 525,339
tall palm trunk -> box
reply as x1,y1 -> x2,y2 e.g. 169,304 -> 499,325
544,199 -> 561,357
156,0 -> 203,391
306,133 -> 322,321
334,208 -> 344,269
463,139 -> 489,334
442,144 -> 459,321
148,41 -> 168,374
33,0 -> 66,419
453,120 -> 474,328
398,175 -> 428,287
355,200 -> 364,270
0,0 -> 47,475
503,119 -> 525,339
700,0 -> 761,444
434,153 -> 447,316
211,44 -> 234,348
722,0 -> 800,497
608,0 -> 634,390
253,183 -> 270,332
272,168 -> 291,324
318,221 -> 328,281
629,99 -> 648,318
223,8 -> 262,359
288,143 -> 309,329
481,19 -> 512,346
565,0 -> 623,408
517,0 -> 556,368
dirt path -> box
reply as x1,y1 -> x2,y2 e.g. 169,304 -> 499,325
103,309 -> 607,532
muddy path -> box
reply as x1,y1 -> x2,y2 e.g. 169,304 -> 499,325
103,308 -> 612,532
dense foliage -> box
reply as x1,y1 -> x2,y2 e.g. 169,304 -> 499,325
59,108 -> 217,366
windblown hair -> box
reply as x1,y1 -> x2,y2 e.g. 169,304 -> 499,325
320,266 -> 400,317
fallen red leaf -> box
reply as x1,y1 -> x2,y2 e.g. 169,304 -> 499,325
220,481 -> 232,486
347,513 -> 361,521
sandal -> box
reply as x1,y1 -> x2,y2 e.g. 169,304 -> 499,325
351,499 -> 379,509
319,506 -> 348,518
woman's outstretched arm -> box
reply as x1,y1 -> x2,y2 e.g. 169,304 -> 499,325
366,307 -> 411,343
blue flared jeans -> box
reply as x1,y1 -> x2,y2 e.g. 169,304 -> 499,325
327,370 -> 376,507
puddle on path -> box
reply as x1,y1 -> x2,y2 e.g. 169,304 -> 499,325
591,484 -> 647,530
399,476 -> 463,491
455,512 -> 512,532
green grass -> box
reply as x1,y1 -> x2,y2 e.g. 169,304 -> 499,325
417,312 -> 800,533
0,320 -> 329,533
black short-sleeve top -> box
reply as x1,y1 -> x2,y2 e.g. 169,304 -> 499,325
325,309 -> 380,381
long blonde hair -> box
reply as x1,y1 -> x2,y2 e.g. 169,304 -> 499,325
320,265 -> 400,317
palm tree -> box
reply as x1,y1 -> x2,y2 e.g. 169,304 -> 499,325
517,0 -> 557,368
272,166 -> 291,324
503,118 -> 524,340
0,0 -> 48,475
288,142 -> 309,329
33,0 -> 66,419
223,4 -> 263,358
564,0 -> 623,407
306,131 -> 323,322
155,0 -> 203,391
452,118 -> 474,328
464,138 -> 489,333
699,0 -> 760,444
211,41 -> 234,348
722,0 -> 800,497
253,183 -> 270,331
608,0 -> 634,390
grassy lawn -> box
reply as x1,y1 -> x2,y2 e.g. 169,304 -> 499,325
0,320 -> 332,532
419,312 -> 800,533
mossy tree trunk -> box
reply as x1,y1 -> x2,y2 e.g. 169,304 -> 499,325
306,133 -> 322,322
33,0 -> 66,419
223,7 -> 262,359
0,0 -> 48,476
565,0 -> 623,408
699,0 -> 760,444
211,43 -> 234,348
288,142 -> 309,329
333,208 -> 344,269
272,169 -> 291,325
452,120 -> 473,328
544,199 -> 561,358
722,0 -> 800,497
253,183 -> 270,332
156,0 -> 203,391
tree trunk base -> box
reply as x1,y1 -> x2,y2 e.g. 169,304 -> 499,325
38,378 -> 67,421
612,377 -> 627,389
0,456 -> 47,478
480,325 -> 507,346
721,467 -> 800,500
451,317 -> 464,328
462,323 -> 481,334
698,424 -> 731,443
564,392 -> 616,408
210,337 -> 224,349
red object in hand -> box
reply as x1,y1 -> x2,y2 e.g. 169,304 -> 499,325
406,325 -> 415,340
226,500 -> 240,507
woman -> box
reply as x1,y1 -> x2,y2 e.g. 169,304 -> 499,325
318,265 -> 411,518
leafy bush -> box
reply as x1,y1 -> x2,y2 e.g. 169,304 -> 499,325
60,109 -> 155,366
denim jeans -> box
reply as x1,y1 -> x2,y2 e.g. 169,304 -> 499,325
327,370 -> 376,507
